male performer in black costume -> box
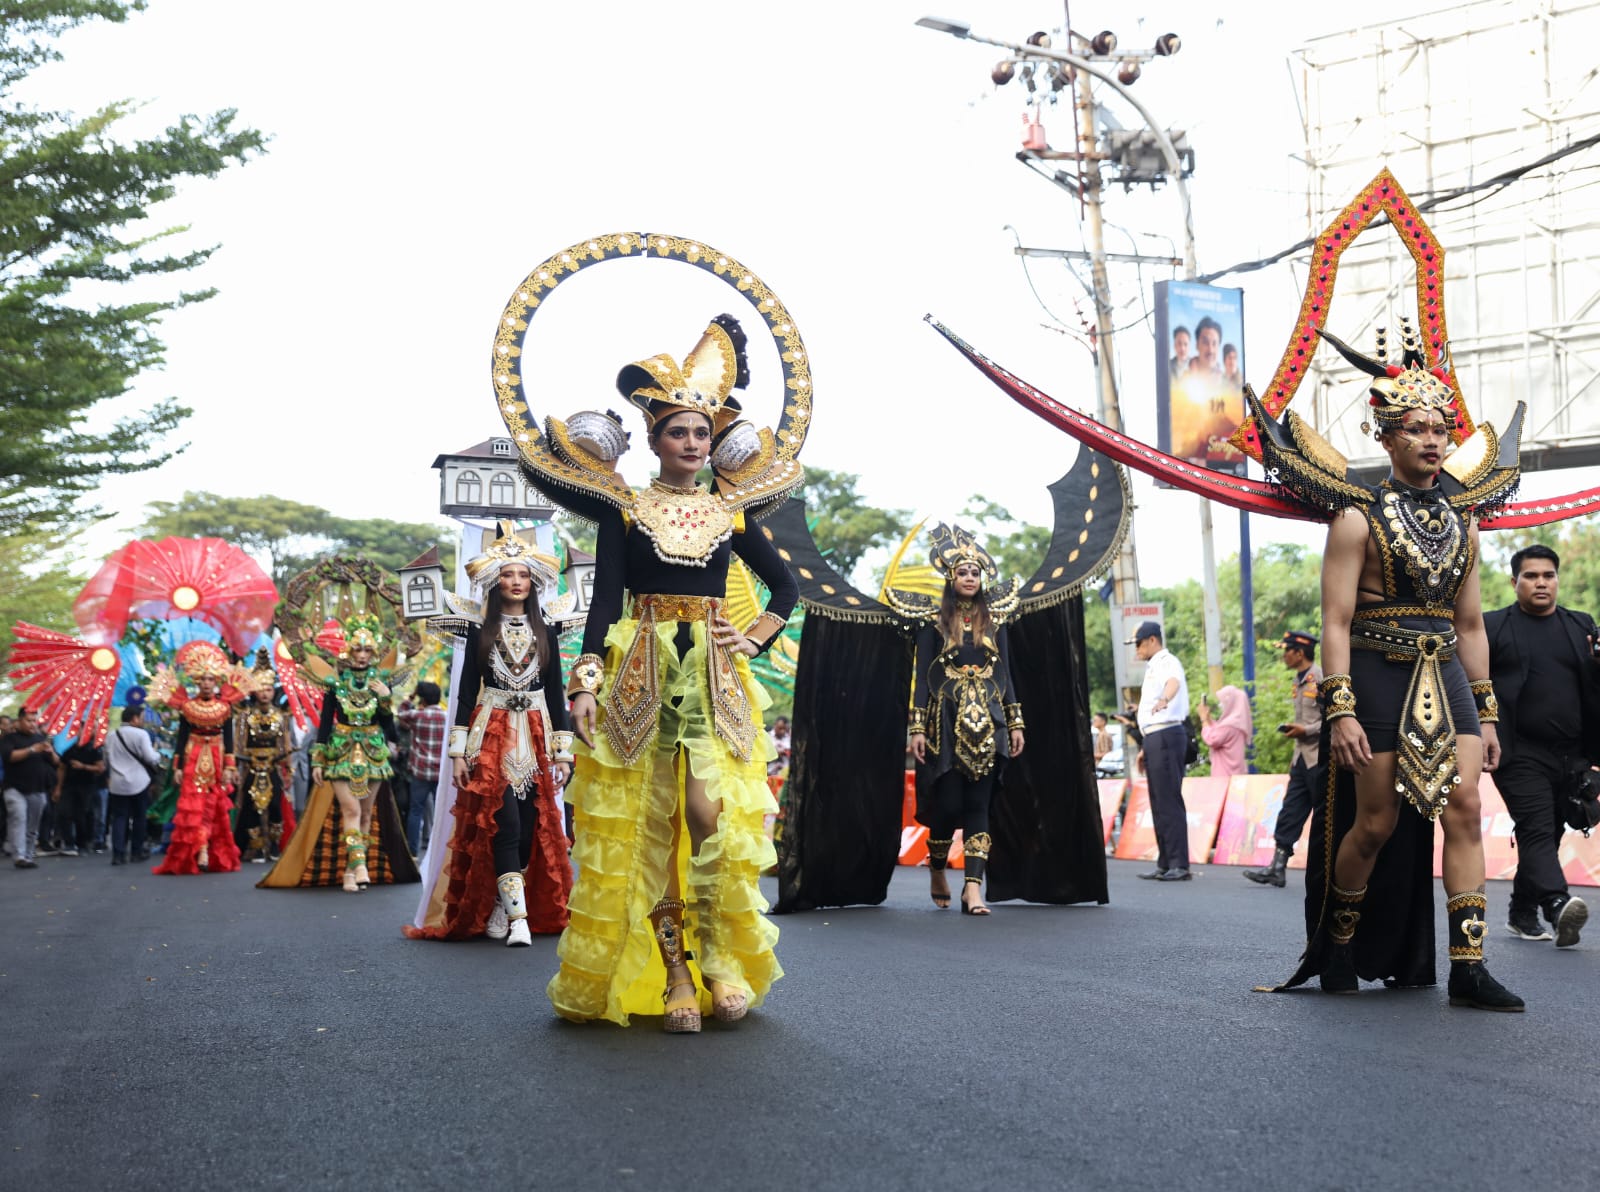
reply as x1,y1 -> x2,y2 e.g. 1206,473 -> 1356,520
1485,544 -> 1597,947
1243,631 -> 1322,887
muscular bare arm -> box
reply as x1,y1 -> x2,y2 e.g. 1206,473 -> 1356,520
1455,521 -> 1500,770
1322,509 -> 1372,771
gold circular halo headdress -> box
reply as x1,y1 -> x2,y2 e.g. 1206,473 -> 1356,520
489,234 -> 812,518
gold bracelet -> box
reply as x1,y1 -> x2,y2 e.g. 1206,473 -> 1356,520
1470,679 -> 1499,724
908,706 -> 927,735
549,730 -> 575,763
566,653 -> 605,699
447,726 -> 468,759
1004,703 -> 1025,732
1318,673 -> 1358,722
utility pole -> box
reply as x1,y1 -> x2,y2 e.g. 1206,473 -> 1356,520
1072,56 -> 1141,608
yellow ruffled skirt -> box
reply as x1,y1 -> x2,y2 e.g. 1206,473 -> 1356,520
547,616 -> 782,1025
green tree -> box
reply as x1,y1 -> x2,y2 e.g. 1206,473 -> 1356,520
801,467 -> 909,579
141,491 -> 454,585
0,2 -> 267,535
958,495 -> 1051,580
0,529 -> 88,704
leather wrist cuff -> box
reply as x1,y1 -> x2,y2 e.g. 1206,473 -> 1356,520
447,726 -> 468,759
549,730 -> 575,763
745,611 -> 787,655
1004,703 -> 1025,732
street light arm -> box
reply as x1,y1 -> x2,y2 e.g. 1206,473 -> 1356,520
917,24 -> 1197,278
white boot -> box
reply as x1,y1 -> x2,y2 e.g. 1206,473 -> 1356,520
485,903 -> 509,940
497,872 -> 532,947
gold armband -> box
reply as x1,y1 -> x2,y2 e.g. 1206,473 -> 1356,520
566,653 -> 604,699
447,726 -> 469,759
745,610 -> 787,651
909,706 -> 928,735
1004,703 -> 1025,732
1318,673 -> 1357,722
1470,680 -> 1499,724
549,731 -> 575,763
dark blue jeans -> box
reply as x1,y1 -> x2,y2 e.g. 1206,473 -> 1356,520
108,788 -> 151,858
407,775 -> 436,856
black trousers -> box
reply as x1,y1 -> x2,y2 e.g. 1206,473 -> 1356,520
56,786 -> 97,850
1274,756 -> 1321,853
492,788 -> 536,876
922,769 -> 993,847
1144,725 -> 1189,871
107,790 -> 150,857
1497,746 -> 1571,917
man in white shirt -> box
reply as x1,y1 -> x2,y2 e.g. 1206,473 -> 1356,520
104,706 -> 163,864
1129,621 -> 1192,881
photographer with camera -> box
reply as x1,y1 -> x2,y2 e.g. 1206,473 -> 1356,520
1485,544 -> 1600,947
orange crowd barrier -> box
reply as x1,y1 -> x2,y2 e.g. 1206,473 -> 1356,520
1112,775 -> 1228,864
897,772 -> 963,868
1211,774 -> 1314,868
1097,779 -> 1127,846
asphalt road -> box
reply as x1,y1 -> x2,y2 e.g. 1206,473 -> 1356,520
3,853 -> 1596,1192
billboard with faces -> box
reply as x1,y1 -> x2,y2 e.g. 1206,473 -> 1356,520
1154,280 -> 1247,479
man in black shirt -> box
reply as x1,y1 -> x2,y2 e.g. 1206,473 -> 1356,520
1485,544 -> 1600,947
55,741 -> 105,858
3,707 -> 60,869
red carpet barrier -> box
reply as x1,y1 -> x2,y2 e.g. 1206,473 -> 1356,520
1113,775 -> 1229,864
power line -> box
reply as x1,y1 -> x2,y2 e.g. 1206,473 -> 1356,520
1195,131 -> 1600,285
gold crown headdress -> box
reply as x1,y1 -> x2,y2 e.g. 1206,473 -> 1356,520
1316,316 -> 1462,441
175,640 -> 231,682
463,520 -> 561,596
929,522 -> 997,583
616,314 -> 749,437
251,646 -> 277,690
344,611 -> 384,653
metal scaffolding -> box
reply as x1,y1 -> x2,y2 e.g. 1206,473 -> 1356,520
1292,0 -> 1600,474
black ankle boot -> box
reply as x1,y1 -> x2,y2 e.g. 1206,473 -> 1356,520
1244,846 -> 1290,887
1320,881 -> 1366,994
1445,891 -> 1524,1010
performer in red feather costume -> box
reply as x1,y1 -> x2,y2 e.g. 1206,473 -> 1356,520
150,641 -> 256,875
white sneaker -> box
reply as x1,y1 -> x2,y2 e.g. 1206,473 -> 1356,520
505,918 -> 532,947
485,903 -> 509,940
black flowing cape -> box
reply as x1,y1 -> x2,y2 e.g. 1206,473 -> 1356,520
1273,730 -> 1435,989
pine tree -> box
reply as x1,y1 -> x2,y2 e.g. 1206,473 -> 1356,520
0,1 -> 266,534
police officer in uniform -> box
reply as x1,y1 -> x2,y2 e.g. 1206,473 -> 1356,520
1244,631 -> 1322,887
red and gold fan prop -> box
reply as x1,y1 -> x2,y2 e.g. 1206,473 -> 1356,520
10,536 -> 280,745
274,635 -> 324,730
7,625 -> 122,745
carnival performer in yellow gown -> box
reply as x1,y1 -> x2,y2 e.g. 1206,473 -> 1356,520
545,314 -> 800,1032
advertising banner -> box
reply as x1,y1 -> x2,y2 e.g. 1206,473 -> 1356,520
1113,775 -> 1229,864
1154,279 -> 1247,478
1211,773 -> 1314,867
1098,778 -> 1128,846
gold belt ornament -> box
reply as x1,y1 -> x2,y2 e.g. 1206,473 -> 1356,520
1350,619 -> 1460,819
631,593 -> 720,622
603,594 -> 754,765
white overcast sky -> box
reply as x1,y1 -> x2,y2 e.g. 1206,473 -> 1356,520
23,0 -> 1588,587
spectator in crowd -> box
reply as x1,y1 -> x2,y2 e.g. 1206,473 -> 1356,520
1128,621 -> 1191,881
768,715 -> 792,779
1198,684 -> 1253,780
3,707 -> 60,869
55,738 -> 106,857
105,706 -> 162,865
397,681 -> 447,857
1244,631 -> 1323,887
288,715 -> 314,813
1092,712 -> 1114,766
